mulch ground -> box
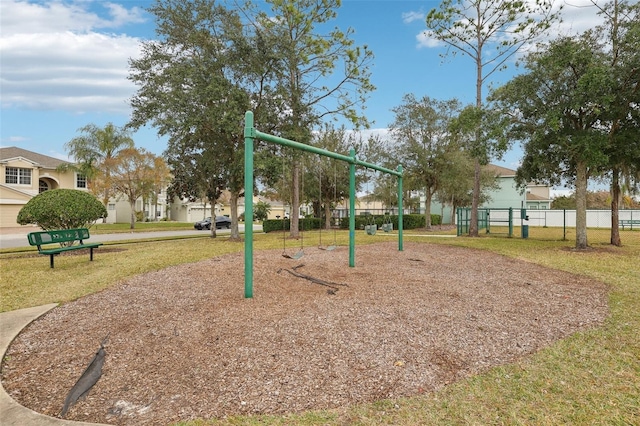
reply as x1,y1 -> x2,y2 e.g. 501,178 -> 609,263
1,242 -> 609,425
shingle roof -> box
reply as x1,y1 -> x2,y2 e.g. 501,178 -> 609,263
0,146 -> 70,169
484,164 -> 516,177
526,193 -> 550,201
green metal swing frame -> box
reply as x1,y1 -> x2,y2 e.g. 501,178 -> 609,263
243,111 -> 403,298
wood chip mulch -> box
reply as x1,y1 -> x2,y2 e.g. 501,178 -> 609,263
1,242 -> 609,425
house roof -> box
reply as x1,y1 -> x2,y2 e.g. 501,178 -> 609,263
0,146 -> 70,169
485,164 -> 516,177
526,193 -> 550,201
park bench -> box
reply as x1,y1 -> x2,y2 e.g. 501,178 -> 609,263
619,219 -> 640,230
27,228 -> 103,268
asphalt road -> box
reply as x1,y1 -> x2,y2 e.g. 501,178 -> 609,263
0,224 -> 262,249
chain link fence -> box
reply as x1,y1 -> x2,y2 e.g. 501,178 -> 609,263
456,208 -> 640,244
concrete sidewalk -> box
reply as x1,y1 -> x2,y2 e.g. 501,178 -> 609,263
0,304 -> 108,425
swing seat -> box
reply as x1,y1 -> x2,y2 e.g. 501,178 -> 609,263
382,223 -> 393,233
291,250 -> 304,260
325,244 -> 337,251
365,224 -> 377,235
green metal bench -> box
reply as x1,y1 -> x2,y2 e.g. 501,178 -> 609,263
619,219 -> 640,230
27,228 -> 103,268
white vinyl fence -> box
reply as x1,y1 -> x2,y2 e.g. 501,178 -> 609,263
524,209 -> 640,228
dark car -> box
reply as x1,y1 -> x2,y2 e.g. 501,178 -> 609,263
194,216 -> 232,230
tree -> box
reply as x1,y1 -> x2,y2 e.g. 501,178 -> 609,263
150,156 -> 172,220
425,0 -> 560,236
257,0 -> 375,238
389,94 -> 462,228
308,124 -> 362,229
63,123 -> 134,221
110,147 -> 156,229
129,0 -> 276,241
17,189 -> 107,233
253,201 -> 271,222
592,0 -> 640,246
491,35 -> 610,249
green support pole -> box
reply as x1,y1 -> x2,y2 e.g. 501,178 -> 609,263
243,111 -> 254,298
349,148 -> 356,267
242,111 -> 403,296
397,164 -> 403,251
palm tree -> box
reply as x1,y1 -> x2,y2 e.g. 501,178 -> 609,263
64,123 -> 134,221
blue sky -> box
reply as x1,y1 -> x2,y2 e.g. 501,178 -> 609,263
1,0 -> 609,175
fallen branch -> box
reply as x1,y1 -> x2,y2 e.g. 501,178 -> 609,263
278,264 -> 349,294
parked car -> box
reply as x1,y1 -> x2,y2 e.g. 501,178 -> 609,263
194,216 -> 232,230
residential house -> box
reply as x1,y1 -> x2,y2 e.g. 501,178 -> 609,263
0,147 -> 89,228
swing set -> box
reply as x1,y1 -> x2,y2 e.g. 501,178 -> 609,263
244,111 -> 403,298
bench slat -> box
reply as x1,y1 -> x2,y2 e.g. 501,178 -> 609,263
27,228 -> 102,268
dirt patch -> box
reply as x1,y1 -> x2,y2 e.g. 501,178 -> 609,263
1,242 -> 609,425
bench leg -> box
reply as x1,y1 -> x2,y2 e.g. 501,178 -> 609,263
50,254 -> 55,268
90,247 -> 94,261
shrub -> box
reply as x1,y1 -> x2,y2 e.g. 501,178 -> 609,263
263,218 -> 322,233
339,214 -> 428,230
17,189 -> 107,231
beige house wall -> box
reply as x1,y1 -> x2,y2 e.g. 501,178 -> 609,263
0,147 -> 89,228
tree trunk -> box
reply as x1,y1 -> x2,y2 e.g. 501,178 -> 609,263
324,202 -> 332,230
229,190 -> 241,242
290,161 -> 300,238
610,167 -> 621,246
129,200 -> 136,230
575,162 -> 588,249
209,203 -> 217,238
469,159 -> 481,236
424,187 -> 433,229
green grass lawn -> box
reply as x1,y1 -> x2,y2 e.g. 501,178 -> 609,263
1,231 -> 638,425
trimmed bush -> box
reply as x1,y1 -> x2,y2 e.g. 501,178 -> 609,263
263,218 -> 323,233
17,189 -> 107,231
339,214 -> 429,230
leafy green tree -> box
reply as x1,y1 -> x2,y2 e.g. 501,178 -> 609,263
17,189 -> 107,231
491,35 -> 610,249
257,0 -> 375,238
592,0 -> 640,245
62,123 -> 134,221
307,125 -> 363,229
425,0 -> 560,236
253,201 -> 271,222
129,0 -> 277,241
389,94 -> 462,228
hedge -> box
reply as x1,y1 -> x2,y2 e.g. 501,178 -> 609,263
339,214 -> 441,230
263,218 -> 323,233
264,214 -> 440,233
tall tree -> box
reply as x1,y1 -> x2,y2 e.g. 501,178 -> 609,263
309,125 -> 359,229
257,0 -> 375,238
491,35 -> 610,249
110,147 -> 156,229
389,94 -> 462,228
128,0 -> 257,240
593,0 -> 640,246
425,0 -> 560,236
63,123 -> 134,221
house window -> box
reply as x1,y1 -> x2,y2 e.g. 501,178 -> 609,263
76,174 -> 87,189
5,167 -> 31,185
108,203 -> 116,211
39,179 -> 49,193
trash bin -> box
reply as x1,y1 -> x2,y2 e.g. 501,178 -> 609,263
522,224 -> 529,239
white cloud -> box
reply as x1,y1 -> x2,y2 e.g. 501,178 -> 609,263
0,0 -> 146,113
414,0 -> 607,51
402,11 -> 424,24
